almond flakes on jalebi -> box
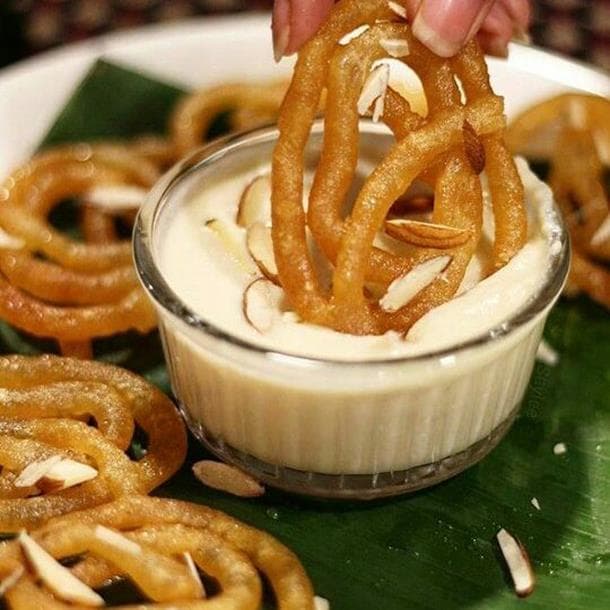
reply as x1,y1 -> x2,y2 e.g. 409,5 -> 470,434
0,355 -> 186,532
271,0 -> 526,336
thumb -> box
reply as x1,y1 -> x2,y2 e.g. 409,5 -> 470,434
411,0 -> 496,57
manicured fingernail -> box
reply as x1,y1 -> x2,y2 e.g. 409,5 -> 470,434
272,0 -> 291,62
273,25 -> 290,62
412,10 -> 458,57
413,0 -> 493,57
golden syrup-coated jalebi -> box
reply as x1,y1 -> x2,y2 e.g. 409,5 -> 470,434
508,93 -> 610,309
0,496 -> 315,609
0,355 -> 186,531
271,0 -> 526,336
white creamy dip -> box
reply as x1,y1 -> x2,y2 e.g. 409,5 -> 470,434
157,158 -> 562,361
142,134 -> 567,483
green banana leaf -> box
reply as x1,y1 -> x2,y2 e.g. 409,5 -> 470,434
3,59 -> 609,609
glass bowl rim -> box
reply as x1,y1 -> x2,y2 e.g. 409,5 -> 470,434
133,120 -> 570,369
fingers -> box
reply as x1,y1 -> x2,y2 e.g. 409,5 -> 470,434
476,0 -> 532,56
272,0 -> 532,60
409,0 -> 531,58
500,0 -> 532,33
411,0 -> 496,57
272,0 -> 335,61
477,2 -> 515,56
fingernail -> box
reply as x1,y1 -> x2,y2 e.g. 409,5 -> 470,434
273,25 -> 290,62
413,0 -> 493,57
412,9 -> 458,57
272,0 -> 291,62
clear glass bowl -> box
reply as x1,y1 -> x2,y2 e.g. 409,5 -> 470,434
134,121 -> 570,500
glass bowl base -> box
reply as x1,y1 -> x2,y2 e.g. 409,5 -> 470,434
180,403 -> 520,500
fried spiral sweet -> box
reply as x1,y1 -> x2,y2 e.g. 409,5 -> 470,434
271,0 -> 526,336
0,355 -> 187,531
171,81 -> 288,157
0,143 -> 162,356
508,93 -> 610,309
0,496 -> 315,609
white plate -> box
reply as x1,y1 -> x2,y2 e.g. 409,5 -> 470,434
0,13 -> 609,174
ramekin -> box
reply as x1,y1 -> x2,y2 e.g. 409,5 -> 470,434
134,122 -> 569,499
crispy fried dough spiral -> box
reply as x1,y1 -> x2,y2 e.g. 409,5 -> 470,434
0,355 -> 186,531
271,0 -> 526,335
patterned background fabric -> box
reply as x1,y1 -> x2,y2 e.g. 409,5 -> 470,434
1,0 -> 609,70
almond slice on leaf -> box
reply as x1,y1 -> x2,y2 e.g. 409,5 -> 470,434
380,38 -> 410,57
535,339 -> 559,366
385,219 -> 470,249
357,64 -> 390,117
192,460 -> 265,498
496,528 -> 536,598
314,595 -> 330,610
14,456 -> 63,488
18,532 -> 104,607
246,222 -> 279,283
236,174 -> 271,228
242,278 -> 284,333
85,184 -> 148,212
0,566 -> 24,597
38,459 -> 98,493
380,255 -> 452,312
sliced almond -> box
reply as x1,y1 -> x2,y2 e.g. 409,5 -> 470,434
94,525 -> 142,555
496,528 -> 535,598
18,531 -> 104,607
591,214 -> 610,246
385,219 -> 470,249
357,64 -> 390,117
0,227 -> 25,250
192,460 -> 265,498
242,278 -> 284,333
338,24 -> 370,45
380,37 -> 410,57
182,552 -> 206,598
314,595 -> 330,610
463,120 -> 486,174
387,1 -> 407,18
246,222 -> 279,283
85,184 -> 148,212
535,339 -> 559,366
553,442 -> 567,455
0,566 -> 24,597
380,255 -> 452,312
530,497 -> 541,511
372,94 -> 385,123
38,459 -> 98,493
205,218 -> 257,274
14,456 -> 63,488
236,174 -> 271,228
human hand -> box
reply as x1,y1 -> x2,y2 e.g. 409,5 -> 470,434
272,0 -> 531,61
